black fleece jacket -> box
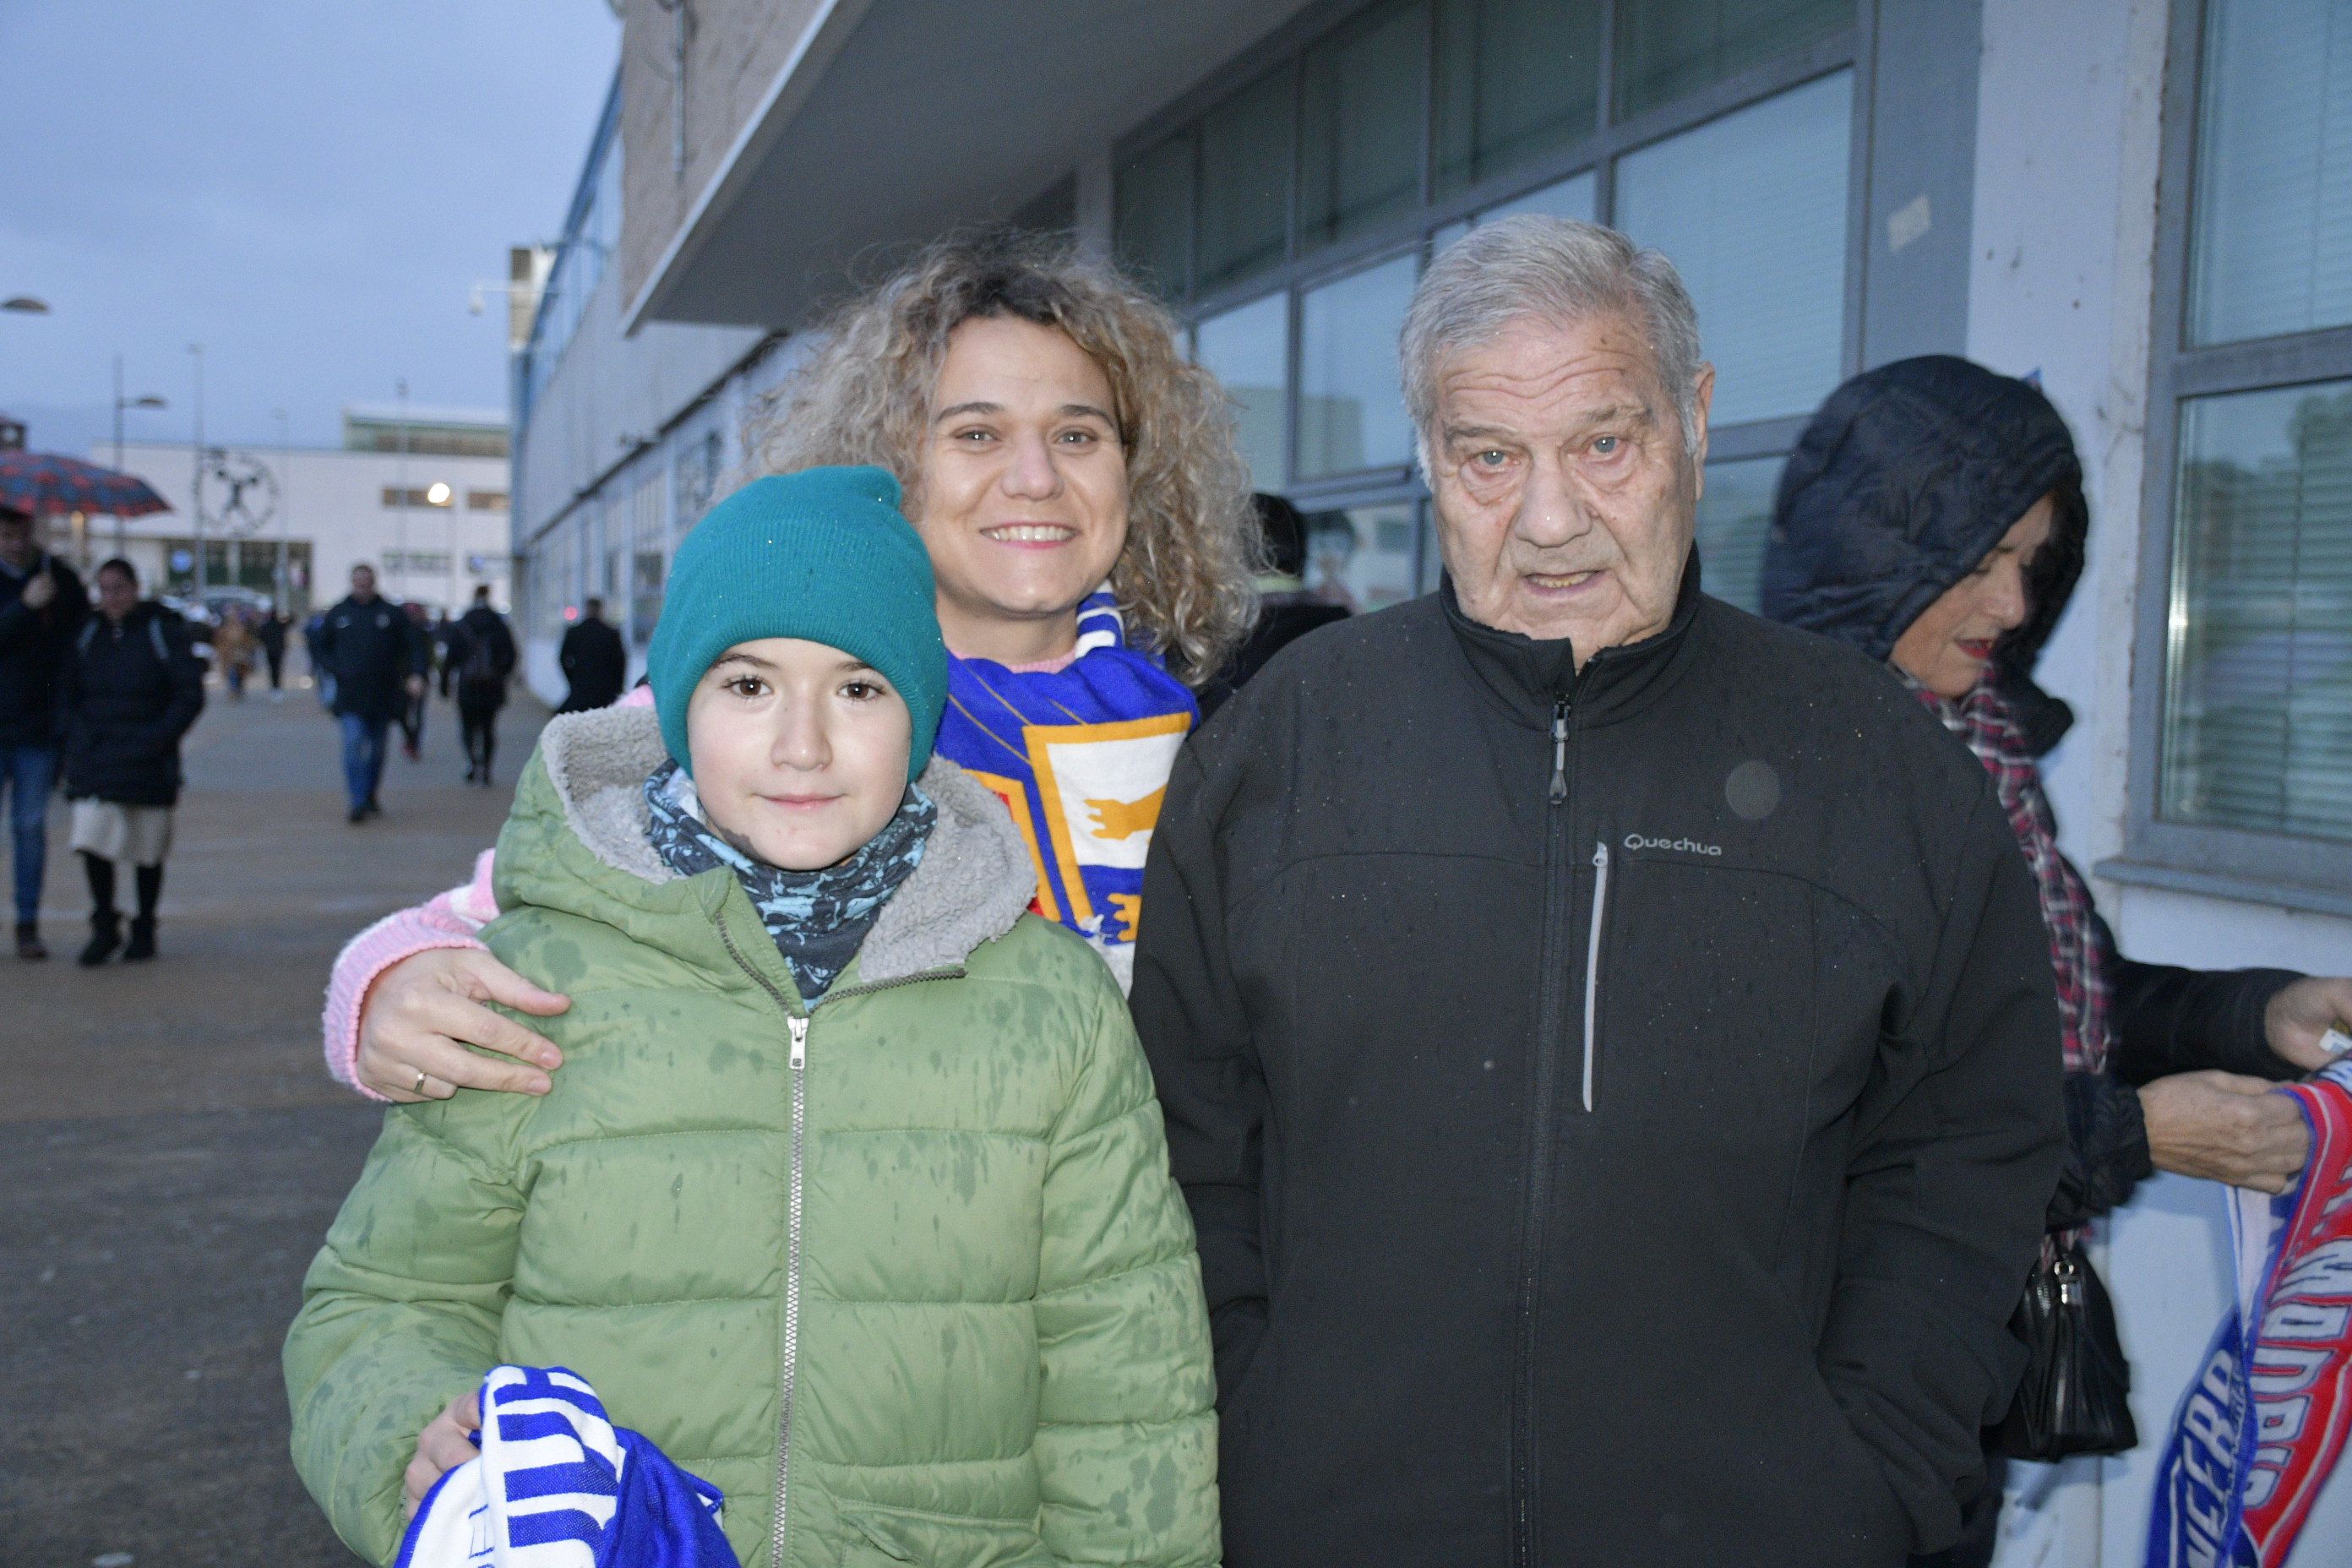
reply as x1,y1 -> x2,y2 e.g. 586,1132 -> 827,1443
1761,355 -> 2302,1233
1132,562 -> 2066,1565
0,553 -> 90,747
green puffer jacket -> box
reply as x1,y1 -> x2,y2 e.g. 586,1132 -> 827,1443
285,705 -> 1220,1567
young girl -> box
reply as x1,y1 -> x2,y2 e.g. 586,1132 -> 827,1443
286,467 -> 1220,1568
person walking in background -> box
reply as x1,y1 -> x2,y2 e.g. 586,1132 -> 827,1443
445,585 -> 514,787
0,502 -> 89,959
311,564 -> 424,825
1760,355 -> 2352,1567
254,605 -> 288,700
555,595 -> 626,713
59,558 -> 204,965
213,607 -> 253,701
395,601 -> 435,760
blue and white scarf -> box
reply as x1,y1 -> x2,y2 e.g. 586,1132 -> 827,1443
939,591 -> 1196,987
642,760 -> 934,1003
395,1365 -> 734,1568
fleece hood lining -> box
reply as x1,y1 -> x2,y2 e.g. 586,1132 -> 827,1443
528,705 -> 1036,981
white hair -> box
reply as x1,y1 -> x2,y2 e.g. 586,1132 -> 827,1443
1401,215 -> 1706,478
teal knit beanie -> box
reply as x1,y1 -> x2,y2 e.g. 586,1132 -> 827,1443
645,466 -> 946,781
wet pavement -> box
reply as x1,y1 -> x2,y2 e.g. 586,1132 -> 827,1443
1,672 -> 546,1565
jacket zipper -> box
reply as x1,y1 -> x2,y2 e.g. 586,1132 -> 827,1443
711,907 -> 962,1568
1516,693 -> 1574,1568
1582,841 -> 1609,1113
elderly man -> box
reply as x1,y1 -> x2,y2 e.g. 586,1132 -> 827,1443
1130,216 -> 2066,1567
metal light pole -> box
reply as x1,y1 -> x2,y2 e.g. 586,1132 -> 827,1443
111,354 -> 167,553
395,377 -> 410,601
188,343 -> 206,594
273,407 -> 291,611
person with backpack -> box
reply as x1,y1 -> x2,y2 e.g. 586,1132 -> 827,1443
445,585 -> 516,786
59,558 -> 204,965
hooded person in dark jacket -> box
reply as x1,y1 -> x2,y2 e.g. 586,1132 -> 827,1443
0,504 -> 90,958
1132,218 -> 2066,1568
1760,355 -> 2352,1565
60,558 -> 204,963
556,596 -> 627,713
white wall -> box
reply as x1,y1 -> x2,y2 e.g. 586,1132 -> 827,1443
1967,1 -> 2352,1562
89,440 -> 514,618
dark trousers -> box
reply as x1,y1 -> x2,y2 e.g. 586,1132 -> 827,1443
459,695 -> 501,778
264,649 -> 285,689
337,714 -> 390,810
0,743 -> 57,925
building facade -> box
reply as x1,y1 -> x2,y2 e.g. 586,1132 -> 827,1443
89,406 -> 512,618
514,3 -> 2352,1557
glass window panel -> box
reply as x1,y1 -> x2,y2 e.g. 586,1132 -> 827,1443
1304,502 -> 1423,612
1480,171 -> 1598,225
1433,0 -> 1602,197
1694,454 -> 1783,612
2161,382 -> 2352,845
1115,133 -> 1194,299
1298,253 -> 1421,478
1615,72 -> 1853,427
1432,219 -> 1473,258
1614,0 -> 1849,121
1197,71 -> 1293,294
1195,293 -> 1292,488
1299,0 -> 1427,253
2187,0 -> 2352,345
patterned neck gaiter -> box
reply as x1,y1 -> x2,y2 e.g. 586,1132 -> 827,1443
642,760 -> 935,1004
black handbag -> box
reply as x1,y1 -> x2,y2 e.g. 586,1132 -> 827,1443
1988,1236 -> 2138,1461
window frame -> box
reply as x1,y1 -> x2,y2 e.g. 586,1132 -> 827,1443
1113,0 -> 1873,511
2108,0 -> 2352,916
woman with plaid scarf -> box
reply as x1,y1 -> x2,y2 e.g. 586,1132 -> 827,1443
1761,355 -> 2352,1567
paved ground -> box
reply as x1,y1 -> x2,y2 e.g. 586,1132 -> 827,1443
0,671 -> 546,1566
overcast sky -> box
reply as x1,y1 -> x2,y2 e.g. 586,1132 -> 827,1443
0,0 -> 620,458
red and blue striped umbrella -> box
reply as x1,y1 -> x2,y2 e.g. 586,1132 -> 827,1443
0,451 -> 172,517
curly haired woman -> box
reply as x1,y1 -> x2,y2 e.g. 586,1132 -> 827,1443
320,231 -> 1260,1102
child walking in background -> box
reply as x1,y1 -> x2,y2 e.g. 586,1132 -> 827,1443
284,467 -> 1220,1567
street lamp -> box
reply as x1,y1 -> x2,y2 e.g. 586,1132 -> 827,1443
3,296 -> 50,314
112,355 -> 170,553
188,344 -> 207,593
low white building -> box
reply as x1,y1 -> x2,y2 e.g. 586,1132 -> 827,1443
75,406 -> 513,618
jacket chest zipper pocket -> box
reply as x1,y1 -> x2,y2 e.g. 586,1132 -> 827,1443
1580,841 -> 1609,1113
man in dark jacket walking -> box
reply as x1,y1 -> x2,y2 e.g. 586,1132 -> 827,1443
311,564 -> 425,823
60,558 -> 204,963
556,596 -> 626,713
1131,217 -> 2066,1568
445,585 -> 516,786
0,503 -> 90,958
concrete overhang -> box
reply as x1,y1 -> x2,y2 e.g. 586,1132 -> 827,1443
622,0 -> 1321,334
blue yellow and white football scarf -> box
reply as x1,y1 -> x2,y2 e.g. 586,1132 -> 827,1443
938,590 -> 1196,989
395,1365 -> 734,1568
2148,1059 -> 2352,1567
